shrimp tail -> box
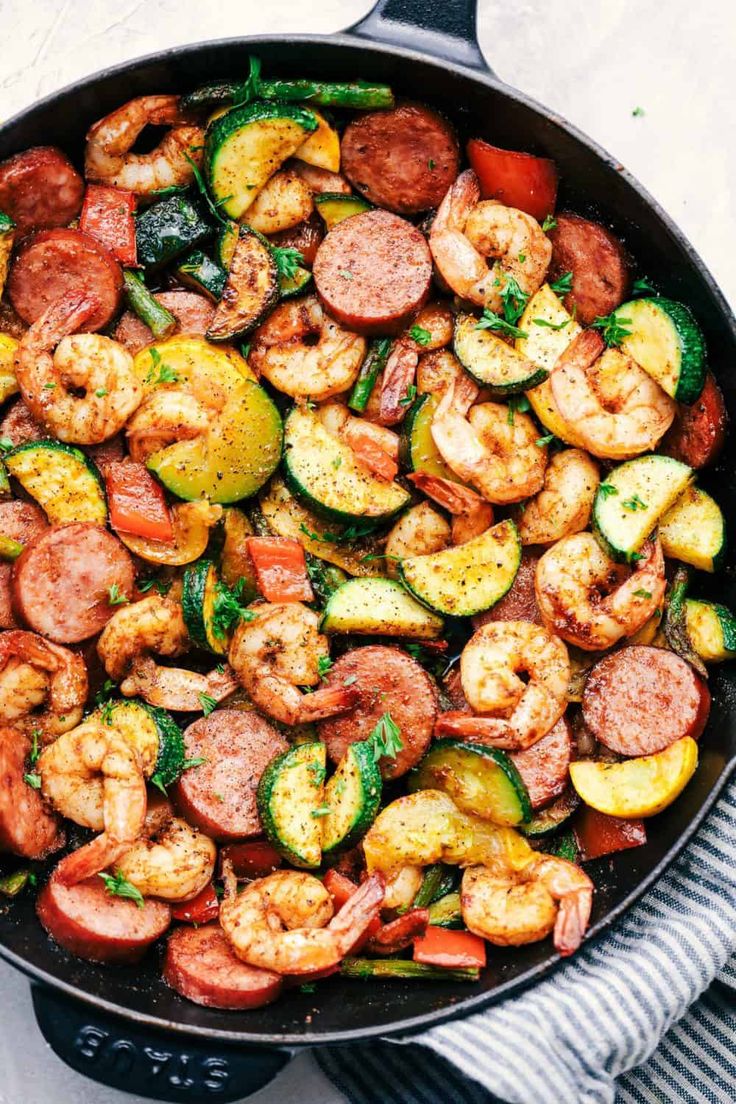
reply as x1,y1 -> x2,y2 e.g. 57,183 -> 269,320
57,835 -> 131,886
553,887 -> 593,957
407,472 -> 486,515
434,710 -> 518,747
297,684 -> 359,723
378,340 -> 419,426
330,872 -> 385,954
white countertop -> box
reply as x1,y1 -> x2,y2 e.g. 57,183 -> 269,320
0,1 -> 734,1102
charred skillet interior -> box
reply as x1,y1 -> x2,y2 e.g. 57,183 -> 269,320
0,2 -> 735,1099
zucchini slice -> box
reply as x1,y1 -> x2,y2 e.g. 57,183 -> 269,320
257,741 -> 326,868
321,741 -> 382,855
175,250 -> 227,301
219,507 -> 259,600
314,192 -> 372,230
616,297 -> 706,404
283,405 -> 410,525
206,227 -> 279,341
182,559 -> 228,655
0,333 -> 19,404
320,577 -> 444,638
216,219 -> 239,269
132,335 -> 255,395
521,787 -> 580,837
400,519 -> 521,617
592,454 -> 693,563
91,699 -> 185,786
409,738 -> 531,827
5,441 -> 107,524
0,210 -> 14,299
400,392 -> 465,483
148,379 -> 282,504
135,194 -> 213,270
685,598 -> 736,662
205,102 -> 319,220
279,264 -> 312,300
454,314 -> 546,394
658,484 -> 725,573
427,891 -> 463,929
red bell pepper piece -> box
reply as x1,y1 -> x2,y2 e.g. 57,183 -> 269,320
106,461 -> 174,543
170,883 -> 220,924
413,926 -> 487,969
349,432 -> 399,482
574,806 -> 647,862
80,184 -> 137,266
467,138 -> 558,223
246,537 -> 314,603
219,840 -> 282,880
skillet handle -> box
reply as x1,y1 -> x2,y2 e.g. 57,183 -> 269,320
31,985 -> 291,1103
347,0 -> 490,73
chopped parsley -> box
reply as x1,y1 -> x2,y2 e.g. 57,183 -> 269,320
307,760 -> 326,787
532,317 -> 569,331
99,870 -> 145,909
43,382 -> 56,390
518,252 -> 526,263
317,655 -> 333,680
409,324 -> 432,347
331,456 -> 342,470
338,270 -> 354,280
592,311 -> 632,347
137,577 -> 171,596
145,347 -> 179,385
632,106 -> 645,117
475,309 -> 528,340
183,150 -> 231,226
598,482 -> 618,498
399,383 -> 417,407
499,275 -> 530,326
241,342 -> 252,360
506,394 -> 531,425
300,982 -> 317,994
535,433 -> 556,448
272,246 -> 304,283
310,804 -> 332,818
107,583 -> 129,606
0,438 -> 13,453
23,772 -> 41,790
95,388 -> 108,398
622,494 -> 647,512
541,214 -> 558,232
367,712 -> 403,762
29,729 -> 42,767
633,589 -> 652,599
183,755 -> 208,772
632,276 -> 656,296
98,698 -> 116,726
549,271 -> 573,297
343,675 -> 358,686
198,693 -> 218,717
210,577 -> 255,640
427,158 -> 436,171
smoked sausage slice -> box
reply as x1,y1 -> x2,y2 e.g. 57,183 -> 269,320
547,214 -> 630,326
12,523 -> 135,643
318,645 -> 438,778
37,853 -> 170,964
0,399 -> 45,446
341,103 -> 459,215
473,547 -> 543,629
163,924 -> 283,1009
113,290 -> 215,355
173,711 -> 287,841
8,228 -> 123,331
270,211 -> 324,268
313,210 -> 432,336
661,372 -> 727,469
582,645 -> 710,757
0,727 -> 64,858
0,147 -> 84,234
510,714 -> 572,809
0,504 -> 48,629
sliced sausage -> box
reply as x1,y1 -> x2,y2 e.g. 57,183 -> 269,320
0,399 -> 46,446
270,212 -> 324,269
86,435 -> 125,476
37,853 -> 170,964
318,645 -> 438,779
0,500 -> 48,544
12,523 -> 135,643
0,566 -> 17,629
0,147 -> 84,235
0,299 -> 27,340
661,372 -> 727,469
473,547 -> 543,629
163,924 -> 283,1010
314,210 -> 432,336
582,645 -> 710,757
173,710 -> 287,841
341,103 -> 459,215
510,714 -> 572,809
0,727 -> 64,858
112,290 -> 215,355
547,214 -> 630,326
8,228 -> 123,331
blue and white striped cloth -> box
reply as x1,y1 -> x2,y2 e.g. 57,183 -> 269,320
318,777 -> 736,1104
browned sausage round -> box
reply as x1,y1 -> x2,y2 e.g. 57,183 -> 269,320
112,290 -> 215,355
270,211 -> 324,269
318,645 -> 438,778
0,147 -> 84,235
0,727 -> 64,858
8,228 -> 123,331
313,210 -> 432,336
12,523 -> 135,643
86,435 -> 125,476
473,547 -> 543,630
37,854 -> 171,964
0,567 -> 17,629
163,924 -> 283,1010
510,714 -> 572,808
0,399 -> 46,446
0,300 -> 27,340
661,372 -> 728,469
547,214 -> 630,325
173,711 -> 287,841
341,103 -> 459,215
582,645 -> 710,757
0,500 -> 48,544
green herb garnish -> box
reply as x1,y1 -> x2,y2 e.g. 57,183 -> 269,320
99,870 -> 145,909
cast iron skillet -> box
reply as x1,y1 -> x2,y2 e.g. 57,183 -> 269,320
1,1 -> 735,1099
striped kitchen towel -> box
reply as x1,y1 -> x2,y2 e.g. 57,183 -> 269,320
318,776 -> 736,1104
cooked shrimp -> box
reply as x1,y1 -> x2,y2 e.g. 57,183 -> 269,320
407,472 -> 494,545
317,401 -> 399,482
377,303 -> 454,424
550,330 -> 675,460
126,389 -> 211,464
516,448 -> 600,545
535,532 -> 667,651
245,168 -> 314,235
249,296 -> 366,401
220,867 -> 385,975
121,654 -> 238,712
436,621 -> 570,750
85,94 -> 204,194
416,349 -> 469,396
462,856 -> 593,956
432,377 -> 547,504
0,631 -> 87,739
116,814 -> 216,902
384,501 -> 451,576
383,866 -> 424,910
289,161 -> 351,194
37,721 -> 146,885
97,582 -> 189,682
430,170 -> 551,309
228,602 -> 358,725
15,294 -> 143,445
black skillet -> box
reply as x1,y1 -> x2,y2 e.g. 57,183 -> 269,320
1,1 -> 735,1099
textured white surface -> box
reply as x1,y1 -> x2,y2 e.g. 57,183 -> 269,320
0,1 -> 734,1102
